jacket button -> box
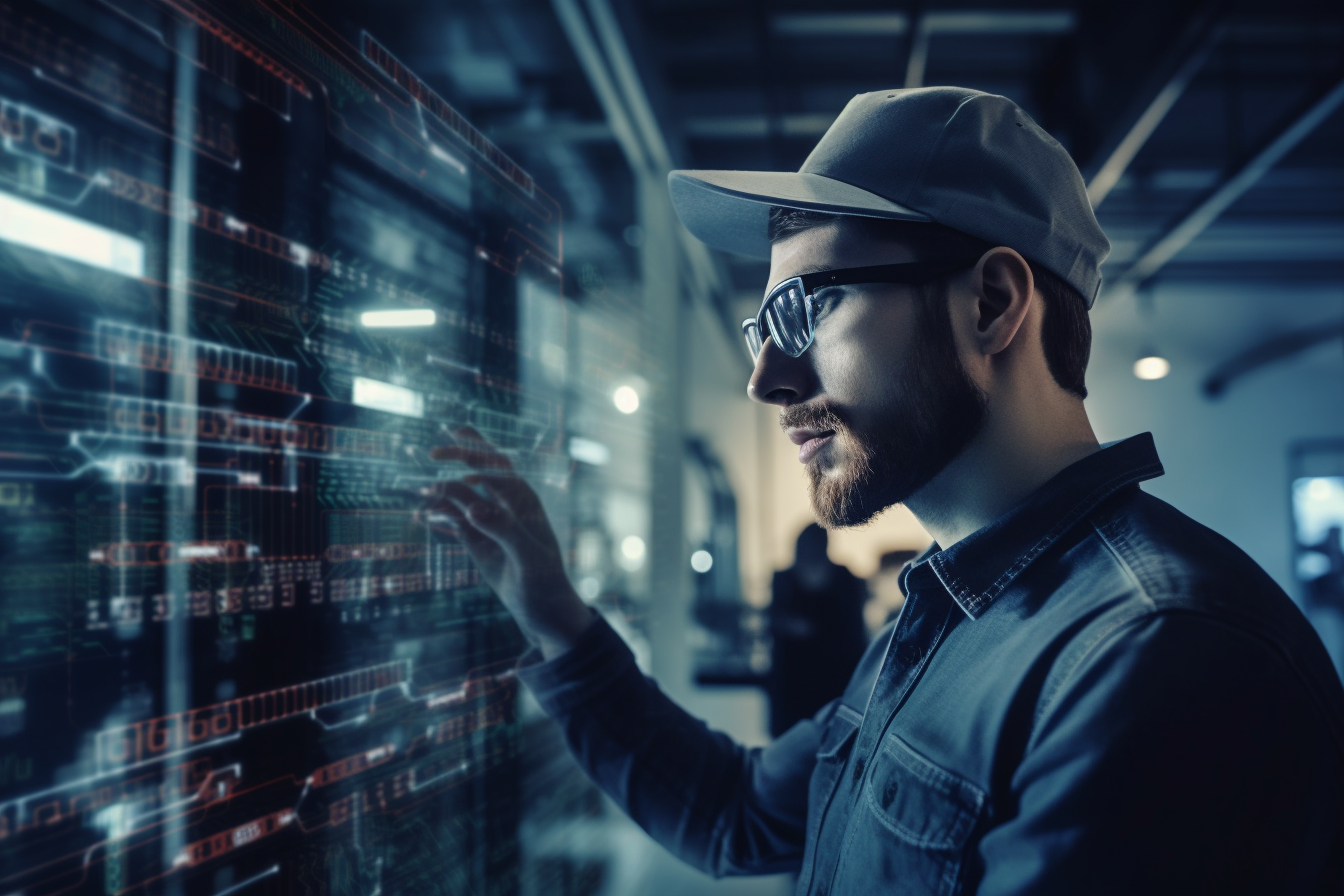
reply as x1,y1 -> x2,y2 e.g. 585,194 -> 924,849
898,643 -> 923,665
852,757 -> 865,784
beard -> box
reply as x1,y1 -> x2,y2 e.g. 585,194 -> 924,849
782,296 -> 988,529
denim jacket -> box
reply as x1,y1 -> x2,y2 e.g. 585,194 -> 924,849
518,434 -> 1344,894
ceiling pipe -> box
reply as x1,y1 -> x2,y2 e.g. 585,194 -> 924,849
1085,6 -> 1226,209
1108,69 -> 1344,297
553,0 -> 732,328
772,12 -> 909,36
585,0 -> 675,173
1203,320 -> 1344,398
585,0 -> 729,308
906,11 -> 1077,89
550,0 -> 649,175
904,17 -> 931,89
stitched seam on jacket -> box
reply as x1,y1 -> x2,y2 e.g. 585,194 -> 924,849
1093,502 -> 1344,761
938,463 -> 1162,615
1028,513 -> 1159,738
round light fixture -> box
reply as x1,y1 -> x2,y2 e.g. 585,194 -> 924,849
577,576 -> 602,601
618,535 -> 646,570
613,385 -> 640,414
1133,355 -> 1170,381
690,550 -> 714,573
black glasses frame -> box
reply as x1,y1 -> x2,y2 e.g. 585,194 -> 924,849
741,259 -> 979,360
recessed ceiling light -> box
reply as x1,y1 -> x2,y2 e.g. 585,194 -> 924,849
613,385 -> 640,414
1133,355 -> 1170,381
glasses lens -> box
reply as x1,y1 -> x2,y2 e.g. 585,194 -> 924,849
763,281 -> 811,357
742,320 -> 764,360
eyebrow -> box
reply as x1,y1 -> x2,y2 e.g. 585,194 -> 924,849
766,264 -> 834,293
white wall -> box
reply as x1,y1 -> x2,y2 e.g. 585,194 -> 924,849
1088,282 -> 1344,590
1087,281 -> 1344,673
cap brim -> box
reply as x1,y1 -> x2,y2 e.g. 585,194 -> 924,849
668,170 -> 931,259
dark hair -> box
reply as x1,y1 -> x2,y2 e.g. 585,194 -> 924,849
768,208 -> 1091,399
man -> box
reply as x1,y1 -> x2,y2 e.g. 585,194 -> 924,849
428,88 -> 1344,894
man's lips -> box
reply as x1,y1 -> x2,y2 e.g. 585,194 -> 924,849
787,428 -> 836,463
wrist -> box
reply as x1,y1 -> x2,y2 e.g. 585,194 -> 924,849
533,590 -> 595,661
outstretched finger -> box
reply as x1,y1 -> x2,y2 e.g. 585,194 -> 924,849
435,481 -> 523,548
465,474 -> 544,522
453,425 -> 509,456
424,496 -> 508,566
428,444 -> 514,471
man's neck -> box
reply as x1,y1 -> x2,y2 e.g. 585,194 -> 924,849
905,395 -> 1100,550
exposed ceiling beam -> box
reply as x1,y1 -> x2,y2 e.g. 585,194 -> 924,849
583,0 -> 730,310
551,0 -> 648,173
551,0 -> 734,330
1203,319 -> 1344,398
904,18 -> 931,89
774,9 -> 1075,40
922,10 -> 1077,34
1107,69 -> 1344,296
772,12 -> 909,36
684,113 -> 836,139
905,10 -> 1077,89
585,0 -> 675,173
1085,5 -> 1225,209
490,120 -> 614,143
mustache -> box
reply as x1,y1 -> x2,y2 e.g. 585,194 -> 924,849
779,403 -> 848,434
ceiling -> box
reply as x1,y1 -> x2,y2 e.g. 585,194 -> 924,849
333,0 -> 1344,380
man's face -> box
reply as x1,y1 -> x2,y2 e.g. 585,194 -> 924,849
748,218 -> 987,528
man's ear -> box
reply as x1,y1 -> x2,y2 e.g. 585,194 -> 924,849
967,247 -> 1034,356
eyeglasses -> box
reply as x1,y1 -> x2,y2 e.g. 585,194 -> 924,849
742,259 -> 979,360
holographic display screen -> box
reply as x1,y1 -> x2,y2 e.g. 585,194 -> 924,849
0,1 -> 573,893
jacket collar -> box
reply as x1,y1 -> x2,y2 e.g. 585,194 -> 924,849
900,433 -> 1165,619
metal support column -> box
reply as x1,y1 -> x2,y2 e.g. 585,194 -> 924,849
639,171 -> 691,699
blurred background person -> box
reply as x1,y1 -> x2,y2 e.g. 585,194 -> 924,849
766,524 -> 868,737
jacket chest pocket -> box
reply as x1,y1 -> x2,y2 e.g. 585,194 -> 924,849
836,733 -> 985,895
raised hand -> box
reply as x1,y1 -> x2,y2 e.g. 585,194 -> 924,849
424,426 -> 594,659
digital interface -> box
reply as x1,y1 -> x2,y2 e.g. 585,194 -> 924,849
0,1 -> 611,893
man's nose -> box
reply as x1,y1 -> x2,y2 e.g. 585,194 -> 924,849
747,337 -> 815,406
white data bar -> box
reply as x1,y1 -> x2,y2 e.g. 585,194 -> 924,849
0,190 -> 144,277
360,308 -> 436,328
352,376 -> 424,418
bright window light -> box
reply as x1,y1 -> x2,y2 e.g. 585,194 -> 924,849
360,309 -> 436,328
352,376 -> 424,418
0,190 -> 144,277
613,385 -> 640,414
1133,355 -> 1170,380
690,550 -> 714,573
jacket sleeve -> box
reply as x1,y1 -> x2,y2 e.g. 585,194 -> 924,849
975,611 -> 1344,895
515,614 -> 818,877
